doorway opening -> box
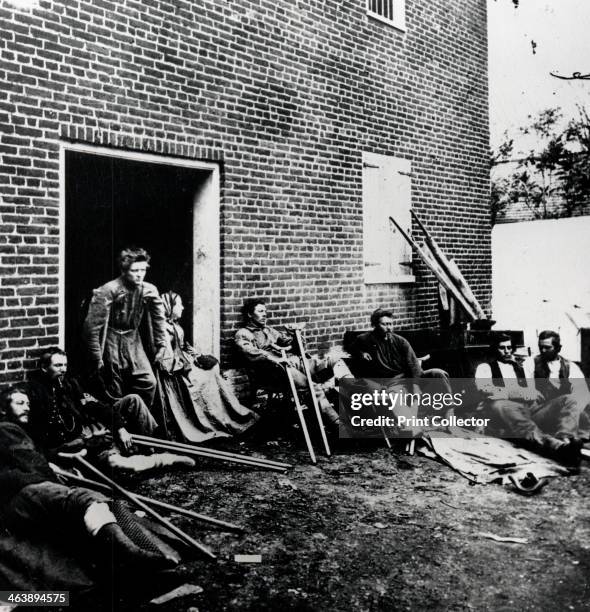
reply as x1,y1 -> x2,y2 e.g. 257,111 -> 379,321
61,145 -> 220,371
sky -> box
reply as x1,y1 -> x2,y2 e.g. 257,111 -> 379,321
488,0 -> 590,155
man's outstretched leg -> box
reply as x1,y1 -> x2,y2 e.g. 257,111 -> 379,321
5,481 -> 177,572
489,399 -> 579,464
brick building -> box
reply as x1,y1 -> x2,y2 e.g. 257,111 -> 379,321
0,0 -> 491,384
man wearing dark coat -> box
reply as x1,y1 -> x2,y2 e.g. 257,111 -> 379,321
26,347 -> 157,460
350,308 -> 451,390
0,385 -> 175,572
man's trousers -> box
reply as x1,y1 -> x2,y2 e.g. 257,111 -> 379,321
488,393 -> 590,450
3,482 -> 108,538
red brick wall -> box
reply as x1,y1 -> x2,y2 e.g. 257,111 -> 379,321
0,0 -> 490,382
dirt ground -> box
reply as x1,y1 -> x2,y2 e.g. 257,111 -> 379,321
100,426 -> 590,612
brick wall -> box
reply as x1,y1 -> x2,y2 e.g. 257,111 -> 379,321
496,196 -> 590,224
0,0 -> 490,382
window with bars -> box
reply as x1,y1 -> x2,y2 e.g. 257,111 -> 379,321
366,0 -> 406,30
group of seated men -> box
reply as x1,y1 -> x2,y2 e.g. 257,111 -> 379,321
0,384 -> 178,577
0,339 -> 197,579
2,244 -> 589,589
475,331 -> 590,465
235,300 -> 590,465
6,346 -> 192,470
234,301 -> 453,424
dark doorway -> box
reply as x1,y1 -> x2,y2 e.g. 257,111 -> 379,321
65,150 -> 209,372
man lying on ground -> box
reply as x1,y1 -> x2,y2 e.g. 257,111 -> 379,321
26,347 -> 193,472
234,298 -> 350,432
0,385 -> 177,573
475,331 -> 589,465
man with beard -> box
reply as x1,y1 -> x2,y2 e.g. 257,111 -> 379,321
475,332 -> 588,464
83,247 -> 168,406
0,385 -> 176,572
342,308 -> 453,438
26,347 -> 193,471
350,308 -> 452,393
27,347 -> 157,458
351,309 -> 423,380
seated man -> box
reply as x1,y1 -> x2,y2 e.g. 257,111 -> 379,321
475,331 -> 588,464
27,347 -> 192,471
0,385 -> 176,573
534,330 -> 590,441
234,298 -> 348,430
349,308 -> 452,413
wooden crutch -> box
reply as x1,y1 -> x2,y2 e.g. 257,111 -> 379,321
58,450 -> 216,560
131,436 -> 290,472
293,329 -> 331,456
52,465 -> 245,533
389,216 -> 478,319
130,433 -> 291,470
364,397 -> 392,449
410,209 -> 486,319
379,416 -> 393,449
281,349 -> 317,464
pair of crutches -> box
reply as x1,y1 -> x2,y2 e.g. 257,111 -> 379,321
57,449 -> 221,560
281,329 -> 332,464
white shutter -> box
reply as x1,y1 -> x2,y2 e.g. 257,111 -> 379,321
362,152 -> 414,284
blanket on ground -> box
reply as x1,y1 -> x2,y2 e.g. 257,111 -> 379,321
418,430 -> 571,485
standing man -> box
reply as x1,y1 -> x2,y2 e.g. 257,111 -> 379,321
83,247 -> 168,406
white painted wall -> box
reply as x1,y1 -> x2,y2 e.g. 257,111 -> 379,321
492,216 -> 590,361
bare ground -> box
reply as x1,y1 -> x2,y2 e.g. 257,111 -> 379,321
103,430 -> 590,612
